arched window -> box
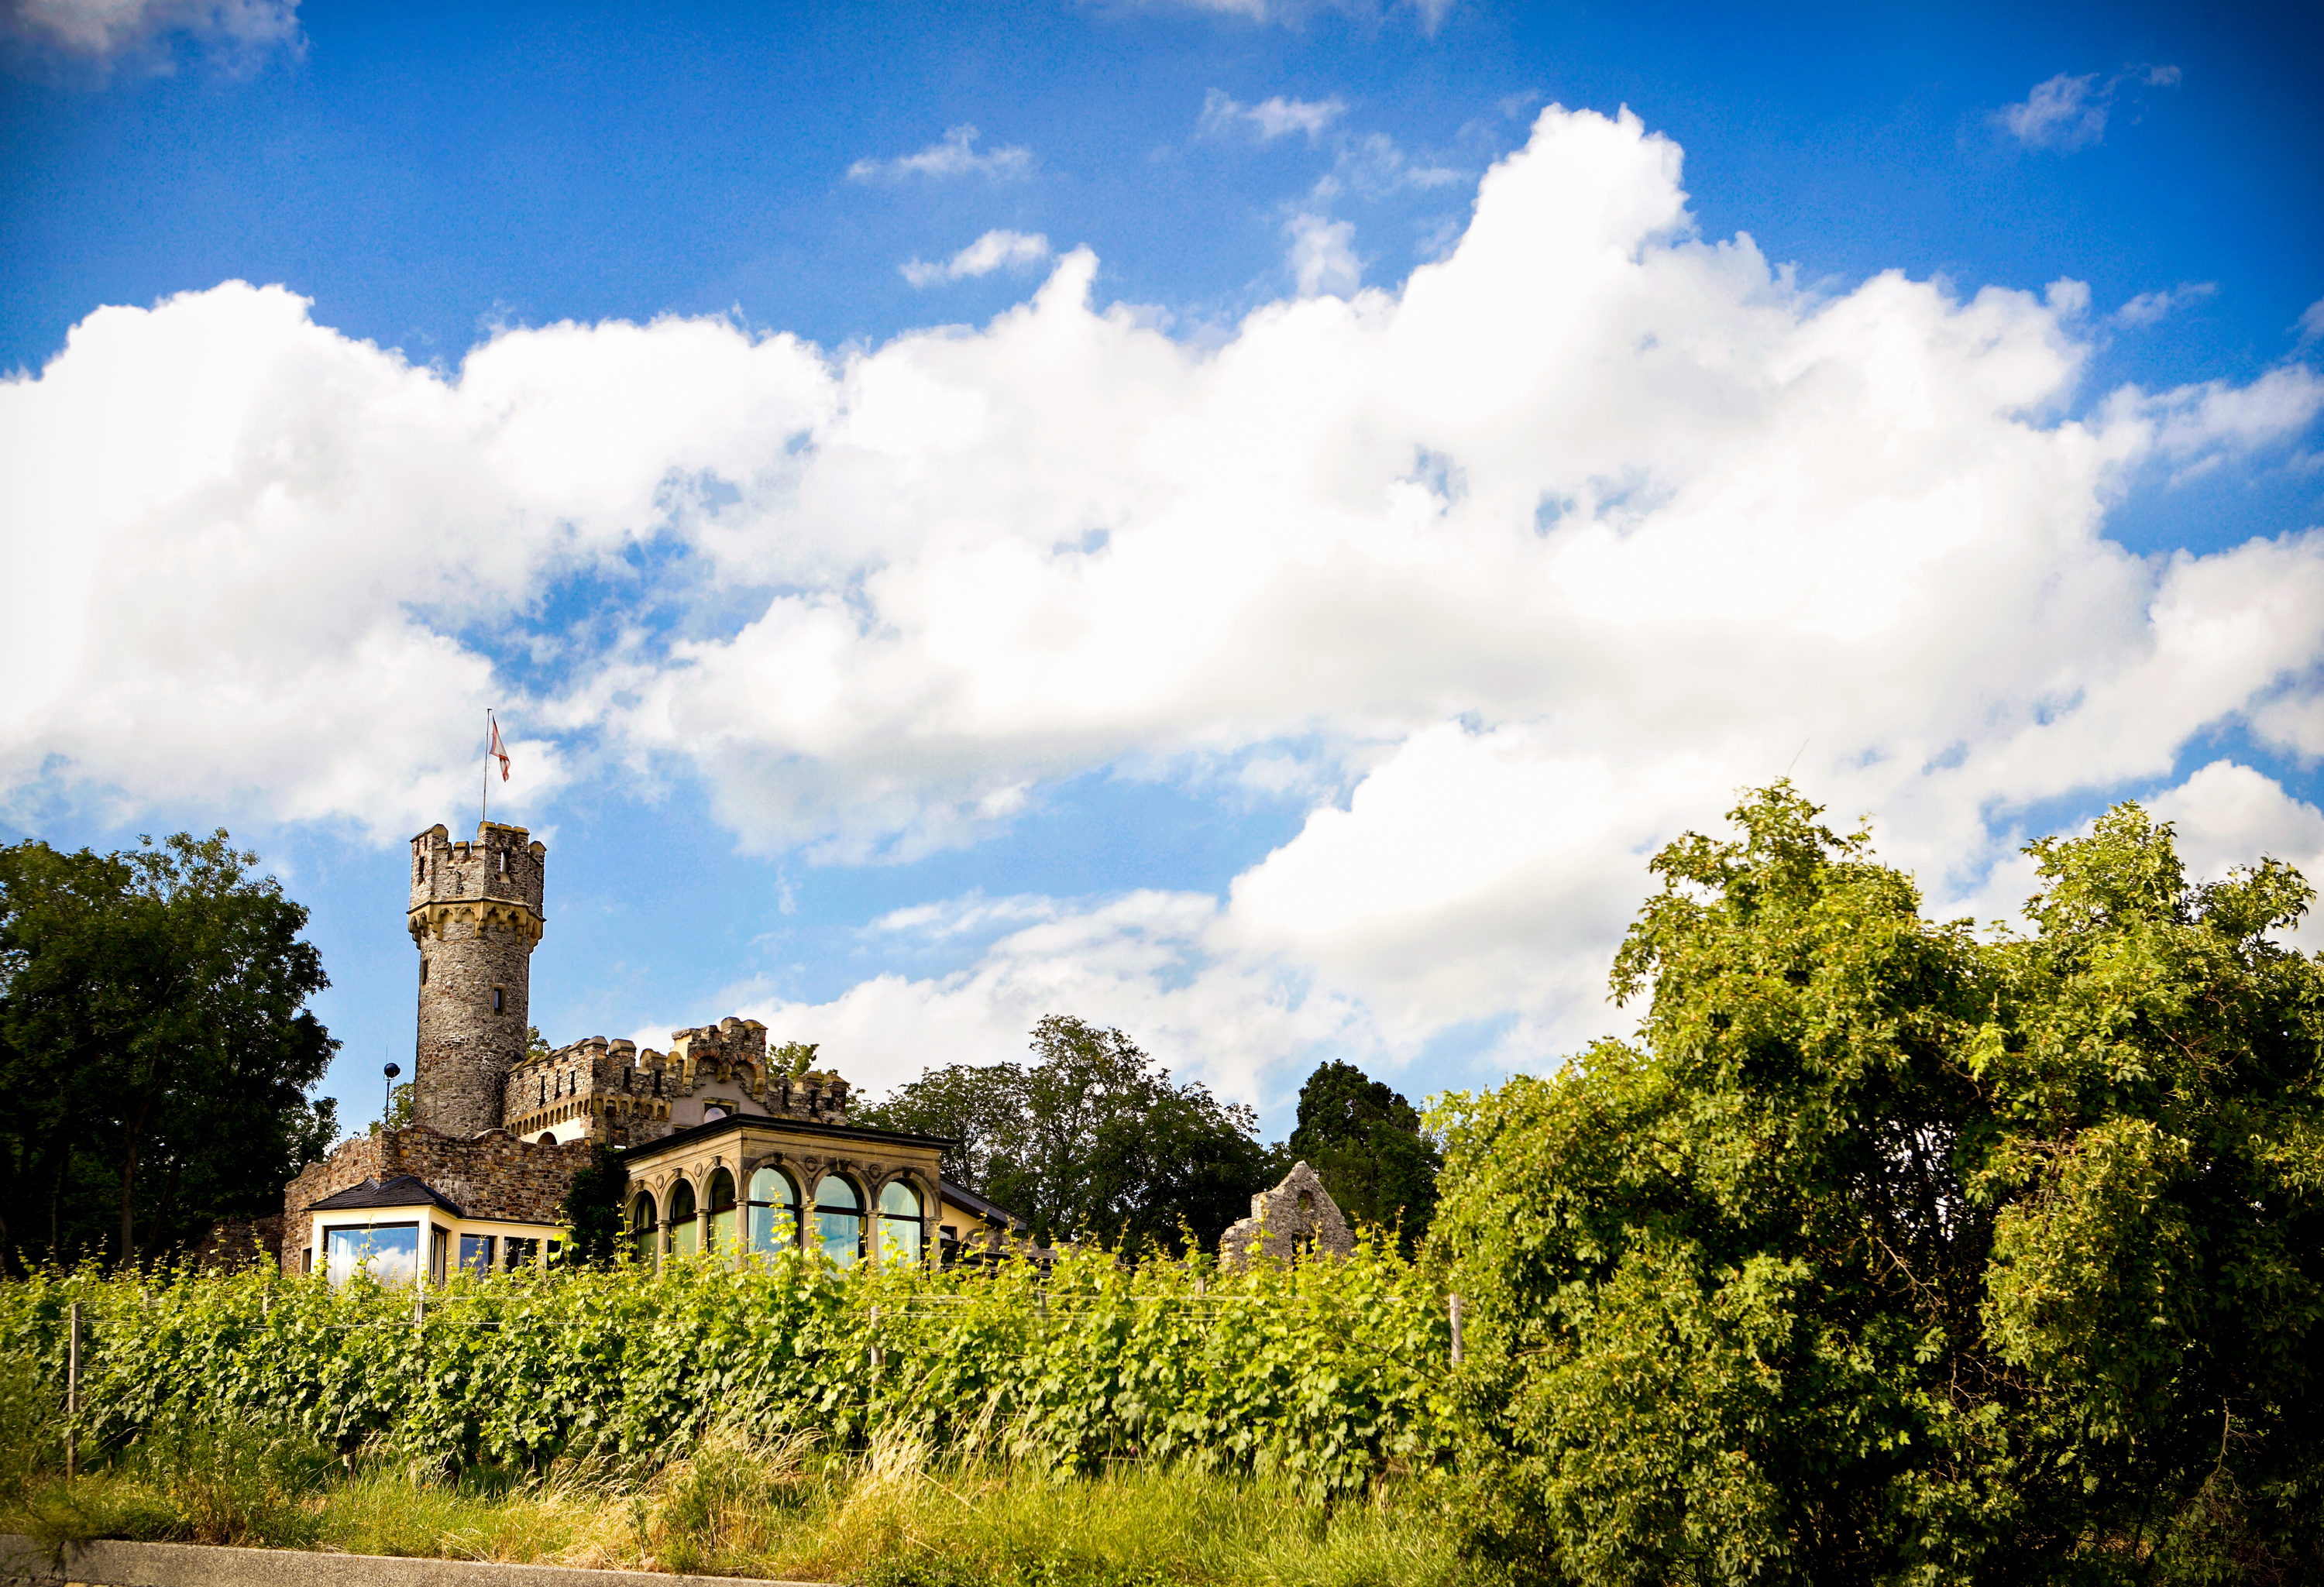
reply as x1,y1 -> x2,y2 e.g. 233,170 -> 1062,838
703,1104 -> 728,1123
814,1175 -> 862,1267
878,1180 -> 923,1266
629,1192 -> 658,1265
747,1167 -> 796,1256
706,1168 -> 737,1253
668,1178 -> 699,1257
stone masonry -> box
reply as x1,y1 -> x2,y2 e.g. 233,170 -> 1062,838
504,1016 -> 854,1147
282,1125 -> 594,1269
410,821 -> 544,1138
1220,1160 -> 1354,1271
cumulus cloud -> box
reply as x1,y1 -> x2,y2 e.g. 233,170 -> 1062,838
1198,88 -> 1347,143
901,230 -> 1052,287
2298,298 -> 2324,347
2150,761 -> 2324,903
8,104 -> 2322,1100
2114,281 -> 2216,327
1996,64 -> 2181,151
3,0 -> 298,74
847,125 -> 1032,183
1284,212 -> 1361,296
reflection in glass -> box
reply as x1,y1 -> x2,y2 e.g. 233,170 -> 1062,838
326,1223 -> 419,1287
504,1236 -> 540,1270
816,1176 -> 862,1267
748,1167 -> 796,1256
706,1168 -> 737,1253
630,1193 -> 658,1265
669,1178 -> 699,1257
878,1181 -> 923,1266
458,1233 -> 497,1276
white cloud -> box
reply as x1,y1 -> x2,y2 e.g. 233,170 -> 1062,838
901,230 -> 1052,288
847,125 -> 1033,183
4,0 -> 298,73
9,103 -> 2322,1100
2114,281 -> 2216,327
2149,761 -> 2324,922
1199,88 -> 1348,143
2298,298 -> 2324,347
1284,212 -> 1361,297
1995,64 -> 2180,151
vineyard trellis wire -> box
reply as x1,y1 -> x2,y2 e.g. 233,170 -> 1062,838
2,1234 -> 1459,1498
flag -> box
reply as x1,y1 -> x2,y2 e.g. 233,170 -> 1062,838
488,715 -> 511,781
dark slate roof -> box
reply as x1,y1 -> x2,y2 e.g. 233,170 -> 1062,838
939,1178 -> 1028,1231
307,1174 -> 466,1216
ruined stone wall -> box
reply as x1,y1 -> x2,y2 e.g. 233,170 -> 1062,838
280,1125 -> 590,1274
1221,1161 -> 1354,1271
410,821 -> 543,1138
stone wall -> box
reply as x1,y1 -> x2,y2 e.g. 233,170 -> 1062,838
191,1214 -> 283,1271
504,1015 -> 851,1147
410,821 -> 544,1138
1221,1161 -> 1354,1271
280,1125 -> 591,1273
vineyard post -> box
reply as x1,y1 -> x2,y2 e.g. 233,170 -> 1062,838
65,1301 -> 80,1479
414,1287 -> 425,1331
1449,1293 -> 1463,1365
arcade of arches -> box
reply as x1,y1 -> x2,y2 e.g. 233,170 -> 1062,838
618,1113 -> 995,1269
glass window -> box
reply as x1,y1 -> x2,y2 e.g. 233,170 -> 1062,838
325,1223 -> 419,1287
459,1233 -> 497,1276
630,1193 -> 658,1264
747,1167 -> 796,1256
430,1228 -> 449,1284
815,1176 -> 862,1267
878,1181 -> 923,1266
505,1236 -> 540,1271
669,1178 -> 699,1257
706,1169 -> 737,1254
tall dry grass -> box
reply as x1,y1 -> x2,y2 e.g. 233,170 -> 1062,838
7,1414 -> 1469,1585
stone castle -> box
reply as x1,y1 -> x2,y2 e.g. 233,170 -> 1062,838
263,819 -> 1332,1283
278,821 -> 1022,1281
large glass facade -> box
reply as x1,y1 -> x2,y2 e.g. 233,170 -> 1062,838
325,1222 -> 419,1287
706,1168 -> 737,1254
747,1168 -> 796,1256
630,1193 -> 658,1265
669,1179 -> 699,1257
878,1181 -> 923,1266
815,1176 -> 862,1266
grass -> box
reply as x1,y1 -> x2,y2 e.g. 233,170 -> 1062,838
1,1417 -> 1470,1585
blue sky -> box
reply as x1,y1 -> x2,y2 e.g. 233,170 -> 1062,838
3,0 -> 2320,1140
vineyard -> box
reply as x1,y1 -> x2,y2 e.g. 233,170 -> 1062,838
0,1238 -> 1455,1498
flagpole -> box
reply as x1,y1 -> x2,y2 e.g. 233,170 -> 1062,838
482,708 -> 491,831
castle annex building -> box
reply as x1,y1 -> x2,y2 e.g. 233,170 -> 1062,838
283,822 -> 1022,1285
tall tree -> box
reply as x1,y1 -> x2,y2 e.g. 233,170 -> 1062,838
0,833 -> 338,1272
1287,1060 -> 1440,1249
1433,786 -> 2324,1583
857,1015 -> 1274,1252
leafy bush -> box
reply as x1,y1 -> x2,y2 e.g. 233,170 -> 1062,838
1432,787 -> 2324,1585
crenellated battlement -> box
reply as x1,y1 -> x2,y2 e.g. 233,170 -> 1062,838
503,1014 -> 848,1146
407,821 -> 545,941
411,820 -> 546,1139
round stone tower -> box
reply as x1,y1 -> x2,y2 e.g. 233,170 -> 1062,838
407,821 -> 545,1138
